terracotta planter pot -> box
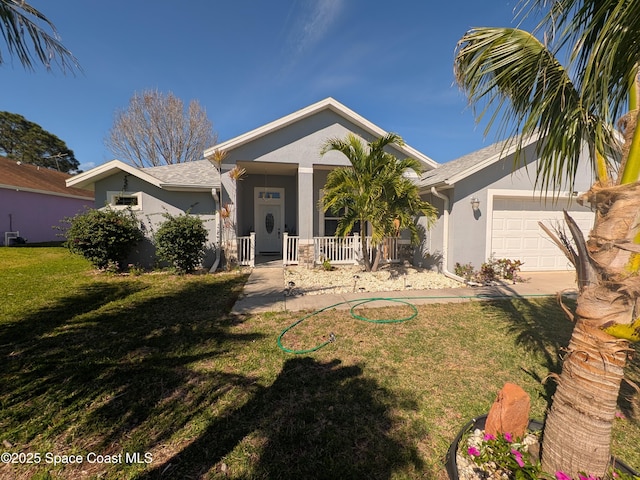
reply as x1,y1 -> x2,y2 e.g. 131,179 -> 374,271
445,414 -> 638,479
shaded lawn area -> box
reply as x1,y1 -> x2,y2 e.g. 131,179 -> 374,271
0,248 -> 638,479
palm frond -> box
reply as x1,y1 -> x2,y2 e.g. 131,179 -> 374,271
455,26 -> 617,194
531,0 -> 640,124
0,0 -> 80,72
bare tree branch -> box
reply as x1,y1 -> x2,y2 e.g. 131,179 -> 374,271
105,90 -> 217,167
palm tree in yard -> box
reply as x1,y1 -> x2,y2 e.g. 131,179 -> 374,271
455,0 -> 640,477
0,0 -> 78,72
320,133 -> 437,272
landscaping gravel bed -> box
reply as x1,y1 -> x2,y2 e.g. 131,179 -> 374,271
284,263 -> 463,295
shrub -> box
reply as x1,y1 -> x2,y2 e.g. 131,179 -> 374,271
454,256 -> 524,284
63,207 -> 144,270
154,213 -> 208,273
454,262 -> 475,281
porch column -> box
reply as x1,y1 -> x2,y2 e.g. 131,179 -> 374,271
298,167 -> 314,265
220,164 -> 238,263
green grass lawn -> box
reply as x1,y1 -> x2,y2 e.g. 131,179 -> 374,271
0,247 -> 638,479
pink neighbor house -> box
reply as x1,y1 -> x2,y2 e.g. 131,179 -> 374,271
0,157 -> 94,245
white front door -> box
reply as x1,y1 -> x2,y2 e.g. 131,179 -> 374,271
255,188 -> 284,254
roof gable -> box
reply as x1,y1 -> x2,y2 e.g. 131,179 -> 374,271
204,97 -> 438,170
66,159 -> 220,191
419,135 -> 534,188
0,157 -> 93,199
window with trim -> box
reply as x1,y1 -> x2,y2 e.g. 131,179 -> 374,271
319,190 -> 360,236
108,191 -> 141,210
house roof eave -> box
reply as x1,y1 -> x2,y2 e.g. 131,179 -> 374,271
0,183 -> 94,200
160,183 -> 220,192
66,159 -> 164,190
204,97 -> 439,171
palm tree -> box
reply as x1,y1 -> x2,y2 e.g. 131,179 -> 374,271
320,133 -> 436,272
0,0 -> 78,72
454,1 -> 640,477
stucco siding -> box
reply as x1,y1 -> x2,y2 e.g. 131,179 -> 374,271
0,189 -> 92,244
444,143 -> 595,271
223,109 -> 411,168
416,192 -> 445,270
93,174 -> 219,268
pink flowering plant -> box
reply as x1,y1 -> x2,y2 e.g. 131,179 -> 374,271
467,431 -> 544,479
466,429 -> 639,480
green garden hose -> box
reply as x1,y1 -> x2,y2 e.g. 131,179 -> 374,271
276,293 -> 560,354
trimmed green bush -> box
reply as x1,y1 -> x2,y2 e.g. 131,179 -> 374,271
154,213 -> 208,273
63,208 -> 144,270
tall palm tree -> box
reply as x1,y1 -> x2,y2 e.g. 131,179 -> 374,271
0,0 -> 78,72
320,133 -> 436,272
455,1 -> 640,477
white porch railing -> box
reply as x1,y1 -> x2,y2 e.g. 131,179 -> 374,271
237,232 -> 255,267
313,234 -> 402,265
283,233 -> 299,265
314,235 -> 360,264
366,236 -> 400,264
236,232 -> 401,268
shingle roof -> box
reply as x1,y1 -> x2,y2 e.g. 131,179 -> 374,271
141,159 -> 220,187
418,136 -> 529,188
0,157 -> 94,199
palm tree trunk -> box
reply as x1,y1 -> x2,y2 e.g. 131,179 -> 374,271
541,182 -> 640,477
541,305 -> 629,476
361,231 -> 372,272
371,245 -> 382,272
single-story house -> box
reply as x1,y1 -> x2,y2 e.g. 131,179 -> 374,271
1,157 -> 94,245
418,136 -> 595,273
66,97 -> 595,272
67,97 -> 438,268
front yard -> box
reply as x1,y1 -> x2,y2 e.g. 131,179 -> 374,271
1,247 -> 638,479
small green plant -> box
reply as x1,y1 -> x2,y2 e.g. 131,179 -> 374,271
62,207 -> 144,270
454,262 -> 475,281
154,212 -> 209,274
493,258 -> 525,281
322,257 -> 333,271
127,263 -> 145,276
455,256 -> 524,284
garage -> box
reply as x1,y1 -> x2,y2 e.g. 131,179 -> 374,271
491,196 -> 595,271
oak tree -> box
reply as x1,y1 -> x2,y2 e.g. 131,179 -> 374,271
0,111 -> 79,173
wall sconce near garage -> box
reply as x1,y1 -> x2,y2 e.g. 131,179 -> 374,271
470,197 -> 481,220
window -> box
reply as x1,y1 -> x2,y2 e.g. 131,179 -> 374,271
114,195 -> 138,206
258,191 -> 281,200
108,191 -> 141,210
319,190 -> 360,236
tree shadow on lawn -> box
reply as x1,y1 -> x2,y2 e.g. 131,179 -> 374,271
0,274 -> 258,466
136,356 -> 425,480
478,296 -> 574,406
479,295 -> 639,419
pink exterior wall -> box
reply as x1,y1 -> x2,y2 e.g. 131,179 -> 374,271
0,189 -> 93,245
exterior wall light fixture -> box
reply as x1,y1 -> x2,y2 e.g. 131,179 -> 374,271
470,197 -> 480,211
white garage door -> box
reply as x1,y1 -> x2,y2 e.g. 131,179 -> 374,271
491,197 -> 594,271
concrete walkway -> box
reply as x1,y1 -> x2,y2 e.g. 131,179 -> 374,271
231,267 -> 579,315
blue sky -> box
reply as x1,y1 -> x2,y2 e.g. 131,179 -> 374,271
3,1 -> 527,172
